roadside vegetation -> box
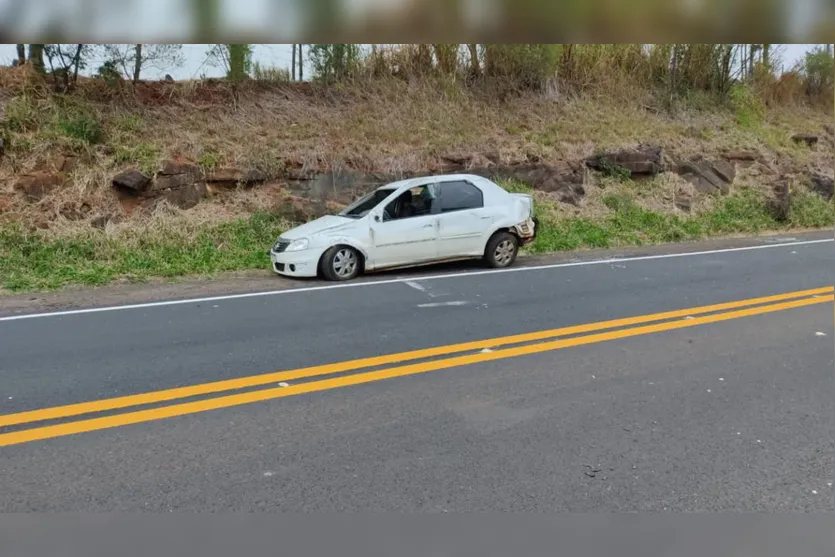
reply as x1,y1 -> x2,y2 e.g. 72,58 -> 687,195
0,44 -> 832,292
2,177 -> 830,292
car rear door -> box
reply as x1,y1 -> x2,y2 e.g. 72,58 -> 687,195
436,179 -> 492,258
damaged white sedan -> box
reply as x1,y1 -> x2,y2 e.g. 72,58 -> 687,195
269,174 -> 538,281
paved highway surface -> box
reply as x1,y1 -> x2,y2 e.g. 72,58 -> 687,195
0,233 -> 832,511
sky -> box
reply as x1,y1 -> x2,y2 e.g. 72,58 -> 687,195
0,43 -> 827,81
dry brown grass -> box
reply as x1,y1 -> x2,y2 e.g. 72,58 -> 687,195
0,66 -> 831,240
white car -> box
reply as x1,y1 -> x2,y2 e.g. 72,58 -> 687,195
269,174 -> 538,281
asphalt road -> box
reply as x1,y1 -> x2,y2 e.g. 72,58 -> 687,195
0,234 -> 832,511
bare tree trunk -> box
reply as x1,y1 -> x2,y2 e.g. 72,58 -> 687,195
133,44 -> 143,82
291,44 -> 297,81
28,44 -> 45,74
467,44 -> 480,76
720,44 -> 733,95
71,44 -> 84,88
669,44 -> 681,108
16,44 -> 25,65
748,44 -> 756,79
298,44 -> 303,81
228,44 -> 247,82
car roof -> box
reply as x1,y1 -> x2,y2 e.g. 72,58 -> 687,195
378,174 -> 492,191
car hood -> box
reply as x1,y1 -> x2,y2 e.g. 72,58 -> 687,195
280,215 -> 357,239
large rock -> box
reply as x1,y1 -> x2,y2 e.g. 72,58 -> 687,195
273,194 -> 339,223
153,160 -> 203,191
768,181 -> 791,222
674,189 -> 692,212
13,172 -> 66,201
493,162 -> 586,206
159,182 -> 208,210
722,150 -> 761,168
585,144 -> 663,176
676,158 -> 735,195
791,133 -> 818,147
112,169 -> 152,195
809,172 -> 834,200
52,155 -> 79,173
205,167 -> 268,188
113,159 -> 210,209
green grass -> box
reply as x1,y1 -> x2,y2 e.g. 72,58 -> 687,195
113,142 -> 162,174
2,93 -> 106,153
520,182 -> 832,254
1,182 -> 832,294
0,213 -> 288,292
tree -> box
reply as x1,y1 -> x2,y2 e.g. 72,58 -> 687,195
309,44 -> 360,81
467,44 -> 481,77
43,44 -> 91,92
206,44 -> 252,80
27,44 -> 45,74
228,44 -> 248,81
483,44 -> 561,90
803,46 -> 834,97
433,44 -> 459,76
100,44 -> 184,82
15,44 -> 25,65
761,44 -> 771,68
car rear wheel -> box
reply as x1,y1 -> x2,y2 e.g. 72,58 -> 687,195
321,245 -> 362,281
484,231 -> 519,269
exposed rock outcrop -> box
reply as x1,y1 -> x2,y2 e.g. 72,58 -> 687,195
13,172 -> 67,201
585,144 -> 663,177
205,167 -> 268,189
768,180 -> 791,222
791,133 -> 818,147
809,172 -> 834,200
675,157 -> 735,195
112,169 -> 152,194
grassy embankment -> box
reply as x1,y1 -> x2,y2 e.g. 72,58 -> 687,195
0,48 -> 832,292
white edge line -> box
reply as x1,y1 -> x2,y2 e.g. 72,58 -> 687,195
0,238 -> 832,323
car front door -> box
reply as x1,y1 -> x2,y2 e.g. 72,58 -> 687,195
436,180 -> 492,258
370,183 -> 440,268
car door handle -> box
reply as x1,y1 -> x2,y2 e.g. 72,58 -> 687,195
423,223 -> 434,228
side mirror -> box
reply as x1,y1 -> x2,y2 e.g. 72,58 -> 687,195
373,214 -> 381,222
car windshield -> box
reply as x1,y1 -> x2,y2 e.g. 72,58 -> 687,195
338,188 -> 395,218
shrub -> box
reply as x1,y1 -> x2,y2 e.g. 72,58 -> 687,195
728,83 -> 765,129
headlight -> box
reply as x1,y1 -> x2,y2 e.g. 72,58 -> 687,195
285,238 -> 309,252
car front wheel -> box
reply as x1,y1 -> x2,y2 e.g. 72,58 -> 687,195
484,231 -> 519,269
321,245 -> 362,281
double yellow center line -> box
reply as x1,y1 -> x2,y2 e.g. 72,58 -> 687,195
1,286 -> 832,447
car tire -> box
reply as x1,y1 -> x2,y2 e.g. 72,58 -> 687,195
320,245 -> 362,281
484,231 -> 519,269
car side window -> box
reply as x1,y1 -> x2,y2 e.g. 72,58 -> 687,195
439,181 -> 484,213
382,184 -> 438,221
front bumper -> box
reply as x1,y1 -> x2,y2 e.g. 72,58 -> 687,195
269,249 -> 321,278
